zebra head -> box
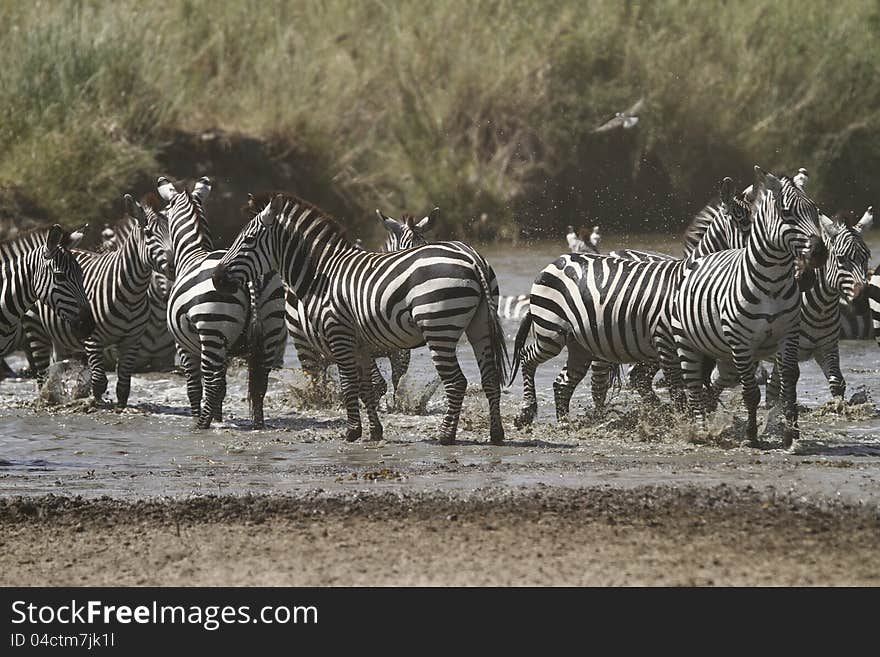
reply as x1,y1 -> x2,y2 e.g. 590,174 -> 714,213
718,177 -> 752,233
749,166 -> 827,272
377,207 -> 437,252
37,225 -> 95,339
212,193 -> 287,294
156,176 -> 213,259
123,194 -> 174,280
820,215 -> 871,308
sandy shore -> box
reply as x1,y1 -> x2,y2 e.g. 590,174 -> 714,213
2,486 -> 879,586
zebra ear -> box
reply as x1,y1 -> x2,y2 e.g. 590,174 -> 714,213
258,195 -> 283,227
377,209 -> 402,236
719,178 -> 735,206
44,224 -> 64,259
124,194 -> 147,229
417,207 -> 439,232
754,166 -> 781,196
855,206 -> 873,233
157,177 -> 177,201
193,177 -> 212,203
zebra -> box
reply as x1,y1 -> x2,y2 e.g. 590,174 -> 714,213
83,195 -> 177,373
21,195 -> 173,407
762,214 -> 871,403
497,294 -> 530,321
671,167 -> 827,447
161,177 -> 287,429
509,245 -> 690,427
212,193 -> 509,445
687,175 -> 873,404
284,207 -> 437,399
508,180 -> 752,428
0,225 -> 94,359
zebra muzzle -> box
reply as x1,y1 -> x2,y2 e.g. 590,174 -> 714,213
72,307 -> 96,339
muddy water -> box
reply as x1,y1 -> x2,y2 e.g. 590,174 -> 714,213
2,235 -> 880,504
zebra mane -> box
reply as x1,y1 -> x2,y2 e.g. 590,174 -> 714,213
682,197 -> 724,257
247,191 -> 352,246
0,225 -> 54,258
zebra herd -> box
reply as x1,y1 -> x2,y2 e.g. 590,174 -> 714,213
0,166 -> 876,450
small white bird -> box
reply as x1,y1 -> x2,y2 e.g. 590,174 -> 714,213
589,225 -> 601,251
793,167 -> 809,189
565,225 -> 588,253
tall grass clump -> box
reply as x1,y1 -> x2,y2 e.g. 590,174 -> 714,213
1,0 -> 878,240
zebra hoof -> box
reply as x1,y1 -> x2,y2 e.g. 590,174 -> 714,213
344,428 -> 361,442
490,429 -> 504,446
438,434 -> 456,446
367,428 -> 383,442
783,428 -> 799,449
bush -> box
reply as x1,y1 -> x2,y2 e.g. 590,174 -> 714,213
1,0 -> 878,242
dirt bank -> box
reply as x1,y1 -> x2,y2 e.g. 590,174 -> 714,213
2,486 -> 878,586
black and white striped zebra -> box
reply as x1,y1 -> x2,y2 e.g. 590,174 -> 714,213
212,193 -> 509,445
685,175 -> 873,404
283,208 -> 436,398
161,178 -> 287,429
0,225 -> 94,358
671,167 -> 827,447
22,195 -> 173,407
762,215 -> 871,403
509,237 -> 699,427
94,195 -> 177,373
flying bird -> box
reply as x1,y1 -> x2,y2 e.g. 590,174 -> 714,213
592,97 -> 645,134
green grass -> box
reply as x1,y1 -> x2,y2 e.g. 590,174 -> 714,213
1,0 -> 878,240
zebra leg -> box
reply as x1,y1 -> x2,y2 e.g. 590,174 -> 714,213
655,330 -> 686,409
196,346 -> 227,430
358,357 -> 384,441
629,361 -> 661,406
553,341 -> 591,420
676,342 -> 707,427
84,339 -> 109,403
515,335 -> 565,428
389,349 -> 411,396
420,335 -> 468,445
114,342 -> 140,409
466,308 -> 504,445
765,358 -> 781,407
22,314 -> 52,383
214,362 -> 227,422
367,358 -> 388,402
331,342 -> 364,442
733,355 -> 761,446
177,346 -> 202,417
815,348 -> 845,399
777,335 -> 801,448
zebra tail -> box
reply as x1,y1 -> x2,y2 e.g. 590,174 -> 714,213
246,281 -> 267,421
509,310 -> 532,386
474,263 -> 510,389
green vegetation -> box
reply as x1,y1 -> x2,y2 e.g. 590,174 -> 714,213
1,0 -> 878,241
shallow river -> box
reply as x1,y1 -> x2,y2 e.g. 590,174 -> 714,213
2,235 -> 880,503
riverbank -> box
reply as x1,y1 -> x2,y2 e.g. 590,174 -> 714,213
2,486 -> 878,586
